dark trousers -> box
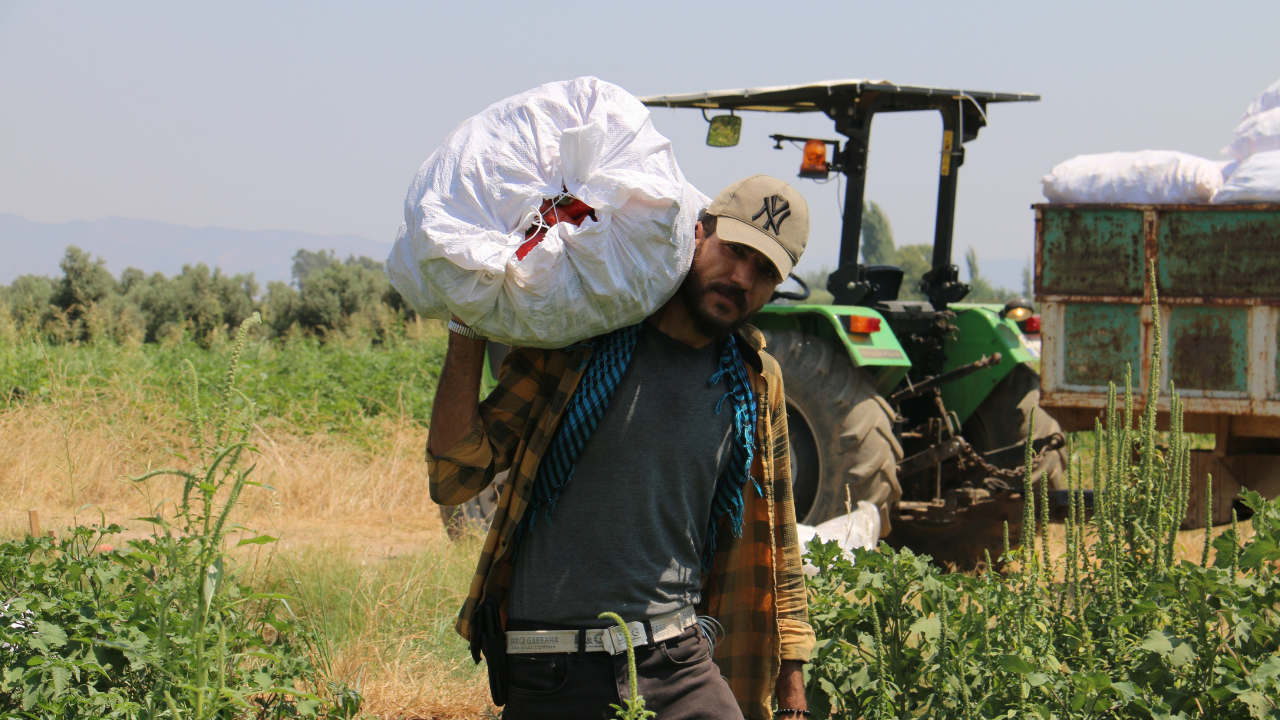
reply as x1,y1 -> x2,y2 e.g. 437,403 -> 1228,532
501,619 -> 744,720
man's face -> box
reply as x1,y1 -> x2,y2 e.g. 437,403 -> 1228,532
678,222 -> 784,339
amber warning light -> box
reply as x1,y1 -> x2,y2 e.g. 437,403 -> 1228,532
846,315 -> 882,334
799,139 -> 829,179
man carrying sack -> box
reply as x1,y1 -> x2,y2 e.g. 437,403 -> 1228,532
428,175 -> 816,720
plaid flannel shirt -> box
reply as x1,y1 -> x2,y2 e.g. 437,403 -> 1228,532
428,325 -> 816,720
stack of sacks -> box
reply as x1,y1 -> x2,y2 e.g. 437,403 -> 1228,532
1041,151 -> 1224,204
1215,77 -> 1280,203
797,501 -> 881,577
1041,77 -> 1280,205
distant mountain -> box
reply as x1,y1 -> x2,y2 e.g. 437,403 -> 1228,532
0,214 -> 393,285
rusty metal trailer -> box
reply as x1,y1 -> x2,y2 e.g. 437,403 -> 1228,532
1034,203 -> 1280,524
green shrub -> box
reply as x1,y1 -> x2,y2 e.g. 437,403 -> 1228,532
0,316 -> 361,718
804,280 -> 1280,719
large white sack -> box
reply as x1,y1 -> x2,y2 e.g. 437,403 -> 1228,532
387,77 -> 706,348
1215,159 -> 1239,183
1041,151 -> 1223,204
1212,150 -> 1280,204
1243,77 -> 1280,118
798,500 -> 882,577
1222,108 -> 1280,162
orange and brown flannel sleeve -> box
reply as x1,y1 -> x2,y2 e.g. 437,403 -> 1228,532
427,346 -> 545,506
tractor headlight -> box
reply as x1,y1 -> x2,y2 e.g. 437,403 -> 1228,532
1001,297 -> 1034,322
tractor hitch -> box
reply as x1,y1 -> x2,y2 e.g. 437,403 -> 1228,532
890,352 -> 1002,402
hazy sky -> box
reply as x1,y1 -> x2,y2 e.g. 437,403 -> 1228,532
3,1 -> 1278,285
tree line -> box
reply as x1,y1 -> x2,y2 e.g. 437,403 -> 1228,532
797,202 -> 1028,304
861,201 -> 1027,303
0,247 -> 414,347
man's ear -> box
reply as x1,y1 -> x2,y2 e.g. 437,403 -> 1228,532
694,220 -> 705,241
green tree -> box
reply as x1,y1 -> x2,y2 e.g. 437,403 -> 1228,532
269,250 -> 406,341
52,246 -> 115,312
118,266 -> 147,294
895,244 -> 933,301
2,244 -> 412,346
964,247 -> 1019,303
0,274 -> 55,331
131,265 -> 259,346
51,246 -> 117,339
860,201 -> 897,266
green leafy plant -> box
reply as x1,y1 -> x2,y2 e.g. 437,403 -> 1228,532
804,272 -> 1280,719
0,314 -> 362,719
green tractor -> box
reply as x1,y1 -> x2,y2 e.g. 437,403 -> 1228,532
442,79 -> 1068,566
636,80 -> 1066,565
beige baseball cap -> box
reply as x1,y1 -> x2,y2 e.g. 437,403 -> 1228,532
706,175 -> 809,278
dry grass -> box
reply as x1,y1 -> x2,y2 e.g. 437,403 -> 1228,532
285,535 -> 495,720
1013,518 -> 1258,583
0,399 -> 439,548
0,389 -> 496,718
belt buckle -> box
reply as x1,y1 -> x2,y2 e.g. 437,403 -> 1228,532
600,625 -> 628,655
601,622 -> 648,656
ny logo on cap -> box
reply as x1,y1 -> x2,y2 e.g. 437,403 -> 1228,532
752,195 -> 790,235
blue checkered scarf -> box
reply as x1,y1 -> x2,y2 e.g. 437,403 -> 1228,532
512,322 -> 759,574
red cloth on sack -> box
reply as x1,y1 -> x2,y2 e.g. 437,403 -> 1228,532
516,197 -> 597,260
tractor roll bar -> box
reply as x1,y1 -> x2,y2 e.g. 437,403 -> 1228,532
640,80 -> 1040,308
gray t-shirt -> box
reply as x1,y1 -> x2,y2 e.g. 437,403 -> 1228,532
507,323 -> 735,626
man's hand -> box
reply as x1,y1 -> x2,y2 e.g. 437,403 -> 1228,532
775,660 -> 807,714
427,318 -> 487,457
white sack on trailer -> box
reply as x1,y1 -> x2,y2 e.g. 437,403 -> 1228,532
1212,150 -> 1280,204
387,77 -> 706,348
1041,151 -> 1223,204
1222,108 -> 1280,162
1242,76 -> 1280,119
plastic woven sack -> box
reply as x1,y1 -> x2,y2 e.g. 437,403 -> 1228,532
797,501 -> 881,576
1222,107 -> 1280,162
1041,151 -> 1223,204
1212,150 -> 1280,204
387,77 -> 706,348
1243,76 -> 1280,118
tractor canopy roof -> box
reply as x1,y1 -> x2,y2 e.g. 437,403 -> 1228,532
638,79 -> 1039,114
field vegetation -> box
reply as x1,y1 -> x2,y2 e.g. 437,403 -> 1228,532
0,265 -> 494,716
2,251 -> 1272,718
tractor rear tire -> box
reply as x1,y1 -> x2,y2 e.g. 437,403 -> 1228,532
887,363 -> 1067,568
760,329 -> 903,532
438,471 -> 506,541
961,363 -> 1067,493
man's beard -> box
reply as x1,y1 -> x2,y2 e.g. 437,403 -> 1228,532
677,260 -> 758,340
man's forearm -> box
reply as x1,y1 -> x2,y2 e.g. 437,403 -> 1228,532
428,328 -> 487,457
775,660 -> 807,714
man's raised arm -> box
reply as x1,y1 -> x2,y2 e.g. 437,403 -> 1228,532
428,322 -> 487,457
426,320 -> 499,506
